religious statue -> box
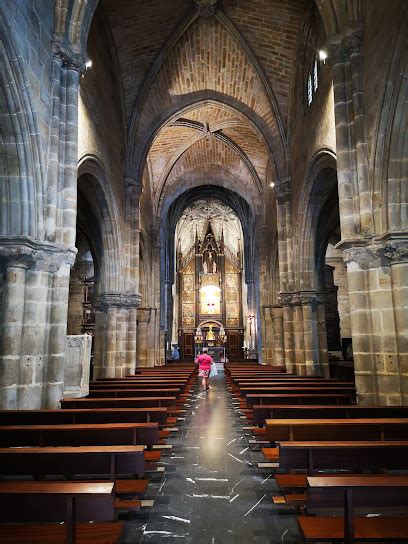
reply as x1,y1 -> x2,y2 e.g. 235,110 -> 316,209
203,260 -> 208,273
212,260 -> 217,273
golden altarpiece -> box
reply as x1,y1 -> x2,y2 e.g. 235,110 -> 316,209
177,222 -> 243,361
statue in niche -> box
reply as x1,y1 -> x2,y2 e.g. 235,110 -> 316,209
203,260 -> 208,273
211,259 -> 217,273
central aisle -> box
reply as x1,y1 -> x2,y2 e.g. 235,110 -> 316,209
122,366 -> 302,543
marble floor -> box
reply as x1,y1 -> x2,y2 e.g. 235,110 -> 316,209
119,365 -> 303,544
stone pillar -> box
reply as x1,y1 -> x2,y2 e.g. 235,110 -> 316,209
0,241 -> 76,409
93,294 -> 141,379
271,305 -> 285,368
277,294 -> 296,374
343,240 -> 408,405
262,306 -> 274,365
329,31 -> 373,241
137,308 -> 153,367
326,251 -> 351,340
292,303 -> 306,375
46,42 -> 86,246
298,292 -> 328,377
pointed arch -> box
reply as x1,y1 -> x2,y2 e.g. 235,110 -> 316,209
0,11 -> 45,239
77,155 -> 124,294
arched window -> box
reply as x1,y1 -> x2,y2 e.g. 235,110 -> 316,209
307,54 -> 319,106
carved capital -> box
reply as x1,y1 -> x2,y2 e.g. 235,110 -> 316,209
383,241 -> 408,264
0,237 -> 77,272
342,30 -> 363,56
328,30 -> 363,65
275,178 -> 292,202
52,40 -> 86,73
93,293 -> 142,310
277,292 -> 295,307
194,0 -> 217,17
297,291 -> 321,310
137,307 -> 153,324
342,243 -> 390,270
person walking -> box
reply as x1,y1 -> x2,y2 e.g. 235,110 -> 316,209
196,347 -> 214,392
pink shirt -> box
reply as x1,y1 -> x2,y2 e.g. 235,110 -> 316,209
196,354 -> 213,370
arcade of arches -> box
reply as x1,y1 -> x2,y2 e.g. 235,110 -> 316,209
1,0 -> 408,409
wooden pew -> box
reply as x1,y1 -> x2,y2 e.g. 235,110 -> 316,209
305,475 -> 408,516
265,418 -> 408,443
253,404 -> 408,426
75,388 -> 181,398
238,386 -> 356,398
85,388 -> 184,398
0,446 -> 146,479
0,481 -> 122,544
0,406 -> 175,425
245,394 -> 352,410
0,422 -> 160,448
60,399 -> 179,422
278,441 -> 408,473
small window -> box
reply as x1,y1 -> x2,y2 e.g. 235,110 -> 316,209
306,54 -> 319,107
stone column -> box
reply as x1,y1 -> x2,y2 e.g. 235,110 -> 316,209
45,42 -> 86,246
137,308 -> 153,367
343,240 -> 408,405
0,241 -> 76,409
326,251 -> 351,341
277,294 -> 295,373
329,31 -> 373,241
292,302 -> 306,375
298,291 -> 328,377
262,306 -> 273,365
93,294 -> 141,379
271,305 -> 285,368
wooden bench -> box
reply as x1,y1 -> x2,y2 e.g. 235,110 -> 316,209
252,404 -> 408,425
73,388 -> 181,399
238,386 -> 356,398
0,522 -> 123,544
279,441 -> 408,473
0,481 -> 120,544
245,394 -> 352,409
85,388 -> 184,399
0,446 -> 146,479
58,403 -> 167,421
299,516 -> 408,542
305,475 -> 408,516
0,406 -> 176,425
265,418 -> 408,443
0,422 -> 160,448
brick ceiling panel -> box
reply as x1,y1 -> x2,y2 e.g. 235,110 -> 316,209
148,126 -> 198,181
221,124 -> 268,182
222,0 -> 306,120
166,137 -> 253,188
101,0 -> 191,120
144,16 -> 274,128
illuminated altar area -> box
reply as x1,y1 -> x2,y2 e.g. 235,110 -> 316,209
173,199 -> 248,361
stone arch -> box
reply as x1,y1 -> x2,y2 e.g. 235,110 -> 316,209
373,8 -> 408,234
54,0 -> 99,53
127,3 -> 288,182
294,150 -> 338,291
77,155 -> 124,294
0,11 -> 44,239
136,94 -> 280,195
160,185 -> 258,341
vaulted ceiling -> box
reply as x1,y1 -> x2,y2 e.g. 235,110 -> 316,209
99,0 -> 309,214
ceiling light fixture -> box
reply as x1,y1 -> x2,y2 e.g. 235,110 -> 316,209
318,49 -> 328,63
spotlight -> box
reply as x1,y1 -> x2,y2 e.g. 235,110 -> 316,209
319,49 -> 328,63
85,59 -> 93,69
269,182 -> 275,188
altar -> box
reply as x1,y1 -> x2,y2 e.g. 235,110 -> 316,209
195,346 -> 225,362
